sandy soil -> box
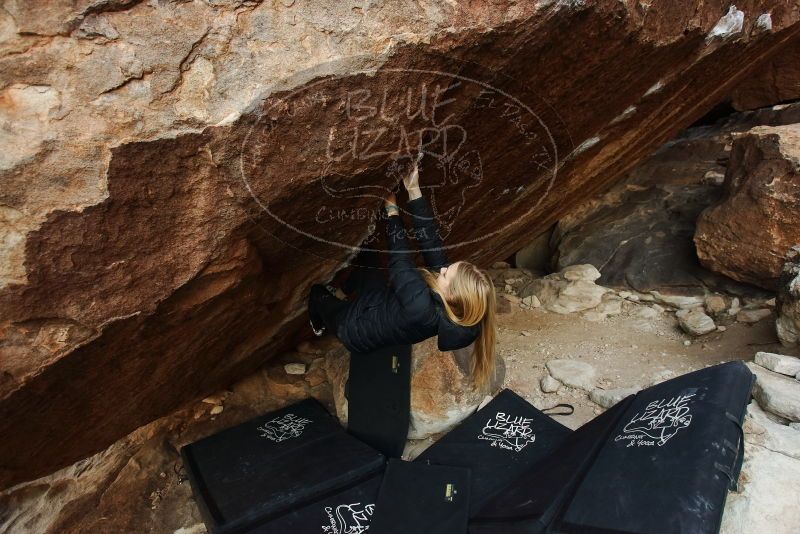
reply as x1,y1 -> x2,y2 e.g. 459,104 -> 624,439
493,297 -> 796,430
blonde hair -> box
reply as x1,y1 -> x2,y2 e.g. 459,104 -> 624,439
419,262 -> 497,390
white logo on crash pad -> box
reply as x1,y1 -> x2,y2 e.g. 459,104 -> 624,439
322,502 -> 375,534
616,393 -> 694,447
257,413 -> 312,442
479,411 -> 536,452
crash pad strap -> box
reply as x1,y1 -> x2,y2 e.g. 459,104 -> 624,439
722,410 -> 746,491
542,403 -> 575,416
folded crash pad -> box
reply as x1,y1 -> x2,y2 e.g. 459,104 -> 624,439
347,344 -> 412,458
369,458 -> 472,534
471,361 -> 754,534
180,398 -> 385,534
416,389 -> 572,515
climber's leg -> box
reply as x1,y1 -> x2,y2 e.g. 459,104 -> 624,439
308,284 -> 349,336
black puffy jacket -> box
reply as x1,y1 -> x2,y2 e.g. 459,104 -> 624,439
336,196 -> 481,354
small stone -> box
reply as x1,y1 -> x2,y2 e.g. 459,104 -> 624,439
546,359 -> 597,392
520,331 -> 532,337
284,363 -> 307,375
683,340 -> 692,346
589,387 -> 638,408
737,308 -> 772,323
754,352 -> 800,377
765,297 -> 776,307
717,325 -> 727,332
618,290 -> 631,299
521,295 -> 541,308
676,308 -> 716,336
627,294 -> 640,302
562,264 -> 601,282
210,405 -> 224,415
540,374 -> 561,393
649,291 -> 705,309
704,295 -> 727,315
201,393 -> 226,405
728,297 -> 741,316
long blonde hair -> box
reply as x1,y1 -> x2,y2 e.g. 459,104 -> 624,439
419,262 -> 497,390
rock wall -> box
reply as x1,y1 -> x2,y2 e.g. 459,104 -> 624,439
729,35 -> 800,110
695,123 -> 800,290
548,101 -> 800,294
2,0 -> 800,488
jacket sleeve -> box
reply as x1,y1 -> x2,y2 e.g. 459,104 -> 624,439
405,195 -> 450,270
385,212 -> 435,317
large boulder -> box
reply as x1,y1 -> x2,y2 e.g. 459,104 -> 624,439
695,124 -> 800,290
2,0 -> 799,488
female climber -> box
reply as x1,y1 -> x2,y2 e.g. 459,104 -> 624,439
307,154 -> 497,388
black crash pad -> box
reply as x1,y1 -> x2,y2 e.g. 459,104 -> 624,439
347,344 -> 412,458
471,361 -> 754,534
369,459 -> 471,534
180,398 -> 385,534
416,389 -> 572,516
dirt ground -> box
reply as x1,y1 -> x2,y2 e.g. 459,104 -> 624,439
494,298 -> 796,429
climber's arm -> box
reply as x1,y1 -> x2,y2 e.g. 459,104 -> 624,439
384,193 -> 435,316
403,155 -> 449,270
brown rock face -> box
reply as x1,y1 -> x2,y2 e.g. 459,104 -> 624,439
695,124 -> 800,290
730,35 -> 800,110
2,1 -> 800,488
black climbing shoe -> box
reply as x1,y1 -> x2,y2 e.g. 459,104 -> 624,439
310,319 -> 325,337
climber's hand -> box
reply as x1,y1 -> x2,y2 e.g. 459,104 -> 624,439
403,153 -> 422,200
403,159 -> 419,191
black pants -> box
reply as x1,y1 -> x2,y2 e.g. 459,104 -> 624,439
308,249 -> 387,334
